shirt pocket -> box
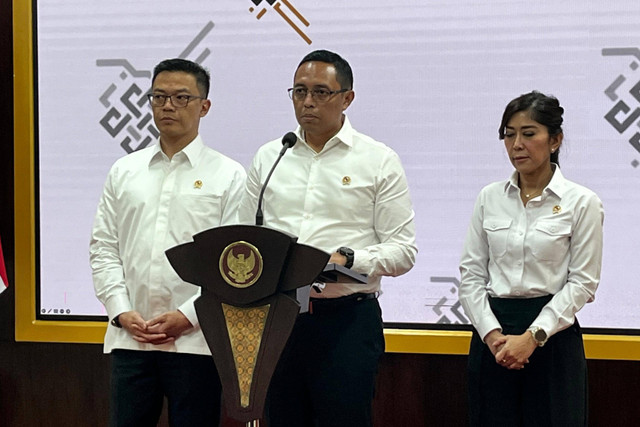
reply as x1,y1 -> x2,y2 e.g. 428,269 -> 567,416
483,217 -> 512,258
172,194 -> 224,240
530,219 -> 572,261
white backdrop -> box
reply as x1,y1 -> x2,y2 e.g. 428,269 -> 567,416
36,0 -> 640,328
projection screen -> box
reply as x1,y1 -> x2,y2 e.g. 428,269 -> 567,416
14,0 -> 640,358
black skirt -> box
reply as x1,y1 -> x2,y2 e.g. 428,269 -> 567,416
467,295 -> 587,427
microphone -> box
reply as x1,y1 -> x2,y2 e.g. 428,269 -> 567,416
255,132 -> 298,226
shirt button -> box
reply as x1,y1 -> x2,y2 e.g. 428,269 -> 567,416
515,291 -> 521,296
517,261 -> 522,265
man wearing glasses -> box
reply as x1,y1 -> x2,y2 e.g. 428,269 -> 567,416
239,50 -> 418,426
91,58 -> 245,426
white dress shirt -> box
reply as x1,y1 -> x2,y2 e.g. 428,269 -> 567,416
238,116 -> 418,298
90,135 -> 246,355
459,165 -> 604,340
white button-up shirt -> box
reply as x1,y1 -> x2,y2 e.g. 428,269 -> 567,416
238,116 -> 418,298
90,136 -> 246,354
459,165 -> 604,340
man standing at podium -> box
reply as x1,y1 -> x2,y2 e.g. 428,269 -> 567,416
90,58 -> 246,426
239,50 -> 418,427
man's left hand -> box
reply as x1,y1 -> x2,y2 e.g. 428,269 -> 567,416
329,252 -> 347,266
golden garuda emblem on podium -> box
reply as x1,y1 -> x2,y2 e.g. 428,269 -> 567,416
219,241 -> 263,288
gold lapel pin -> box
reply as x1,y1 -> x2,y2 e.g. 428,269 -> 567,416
342,176 -> 351,186
552,205 -> 561,214
194,180 -> 203,189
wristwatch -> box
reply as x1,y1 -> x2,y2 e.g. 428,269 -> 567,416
337,247 -> 354,269
528,326 -> 548,347
110,314 -> 123,328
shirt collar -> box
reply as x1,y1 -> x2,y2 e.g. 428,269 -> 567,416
294,114 -> 355,150
504,163 -> 567,198
148,135 -> 204,168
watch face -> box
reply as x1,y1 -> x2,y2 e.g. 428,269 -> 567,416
339,247 -> 353,256
535,329 -> 547,342
338,247 -> 354,268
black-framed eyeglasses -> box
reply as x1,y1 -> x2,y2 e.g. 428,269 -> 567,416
287,87 -> 349,102
147,93 -> 204,108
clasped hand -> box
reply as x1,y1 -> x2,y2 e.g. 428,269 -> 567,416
118,310 -> 193,345
485,329 -> 537,370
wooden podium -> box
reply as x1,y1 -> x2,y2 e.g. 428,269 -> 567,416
165,225 -> 330,424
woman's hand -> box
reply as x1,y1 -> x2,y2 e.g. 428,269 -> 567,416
484,329 -> 506,357
493,332 -> 537,370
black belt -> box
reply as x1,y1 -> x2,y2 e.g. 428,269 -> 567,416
308,292 -> 377,315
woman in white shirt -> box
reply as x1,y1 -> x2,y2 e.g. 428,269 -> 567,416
459,91 -> 604,426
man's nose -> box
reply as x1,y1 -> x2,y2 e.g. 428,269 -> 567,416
303,91 -> 315,106
163,97 -> 177,110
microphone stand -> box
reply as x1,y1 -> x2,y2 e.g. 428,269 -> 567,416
255,135 -> 296,225
249,133 -> 296,425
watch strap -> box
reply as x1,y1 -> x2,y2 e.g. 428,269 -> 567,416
110,314 -> 123,328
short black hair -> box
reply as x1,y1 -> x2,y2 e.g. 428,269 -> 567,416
152,58 -> 211,97
499,90 -> 564,165
298,50 -> 353,90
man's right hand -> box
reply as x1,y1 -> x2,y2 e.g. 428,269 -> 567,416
117,311 -> 170,344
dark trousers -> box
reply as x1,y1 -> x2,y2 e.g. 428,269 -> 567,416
110,349 -> 222,427
266,296 -> 385,427
468,296 -> 588,427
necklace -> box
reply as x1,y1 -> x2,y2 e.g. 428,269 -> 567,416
520,169 -> 553,200
524,190 -> 543,199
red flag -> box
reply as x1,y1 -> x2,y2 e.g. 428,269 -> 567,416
0,236 -> 8,293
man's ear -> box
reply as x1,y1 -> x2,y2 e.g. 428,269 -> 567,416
342,90 -> 355,111
200,99 -> 211,117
